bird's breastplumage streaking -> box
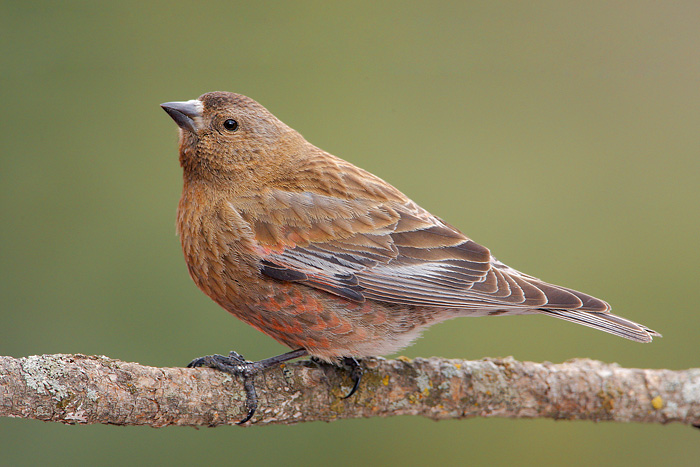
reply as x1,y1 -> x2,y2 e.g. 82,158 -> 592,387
162,92 -> 659,359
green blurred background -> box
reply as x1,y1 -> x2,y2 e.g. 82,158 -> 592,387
1,1 -> 698,465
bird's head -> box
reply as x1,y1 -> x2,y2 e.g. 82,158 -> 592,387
161,92 -> 303,188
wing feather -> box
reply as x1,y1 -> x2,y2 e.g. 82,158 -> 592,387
231,153 -> 610,315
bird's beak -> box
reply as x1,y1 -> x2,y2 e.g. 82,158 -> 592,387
160,99 -> 203,134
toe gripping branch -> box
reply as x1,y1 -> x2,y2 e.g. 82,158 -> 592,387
341,357 -> 363,399
187,350 -> 365,424
187,348 -> 308,424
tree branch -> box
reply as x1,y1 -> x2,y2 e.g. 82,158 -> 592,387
1,354 -> 698,427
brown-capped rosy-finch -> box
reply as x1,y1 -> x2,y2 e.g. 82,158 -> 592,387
161,92 -> 659,422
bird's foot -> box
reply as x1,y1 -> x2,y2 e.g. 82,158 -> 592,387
310,356 -> 364,399
341,357 -> 363,399
187,348 -> 307,424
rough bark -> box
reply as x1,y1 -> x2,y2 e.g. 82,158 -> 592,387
1,354 -> 698,427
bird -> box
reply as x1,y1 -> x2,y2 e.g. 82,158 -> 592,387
161,91 -> 660,423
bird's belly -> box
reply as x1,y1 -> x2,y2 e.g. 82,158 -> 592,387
222,281 -> 444,360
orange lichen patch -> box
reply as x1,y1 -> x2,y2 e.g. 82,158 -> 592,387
597,390 -> 615,412
651,396 -> 664,410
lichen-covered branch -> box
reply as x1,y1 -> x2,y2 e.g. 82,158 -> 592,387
1,354 -> 698,427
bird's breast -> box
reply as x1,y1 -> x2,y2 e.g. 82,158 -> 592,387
176,186 -> 264,303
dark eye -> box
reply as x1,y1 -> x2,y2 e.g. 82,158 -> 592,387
223,119 -> 238,131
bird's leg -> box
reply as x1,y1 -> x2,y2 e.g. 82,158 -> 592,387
341,357 -> 363,399
187,348 -> 308,424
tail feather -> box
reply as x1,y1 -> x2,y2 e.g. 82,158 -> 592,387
537,309 -> 661,343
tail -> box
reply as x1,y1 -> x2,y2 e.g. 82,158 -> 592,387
537,308 -> 662,343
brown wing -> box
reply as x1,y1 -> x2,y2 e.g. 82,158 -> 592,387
229,152 -> 660,342
231,149 -> 602,312
246,194 -> 495,305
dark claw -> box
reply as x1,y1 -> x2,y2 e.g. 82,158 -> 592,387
341,357 -> 363,399
309,356 -> 364,399
238,377 -> 258,425
186,348 -> 307,424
